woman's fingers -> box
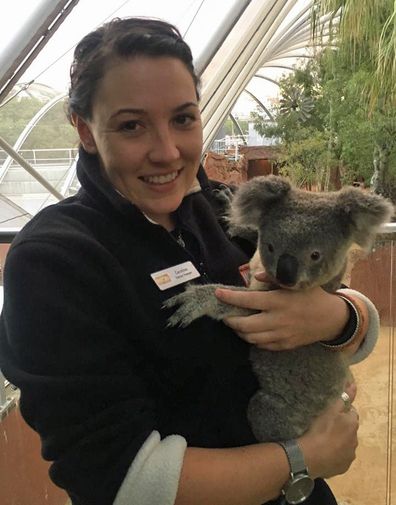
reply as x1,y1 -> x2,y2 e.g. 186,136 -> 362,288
215,288 -> 272,311
224,312 -> 274,333
223,310 -> 302,350
223,313 -> 289,349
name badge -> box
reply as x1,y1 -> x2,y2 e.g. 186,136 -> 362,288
151,261 -> 201,291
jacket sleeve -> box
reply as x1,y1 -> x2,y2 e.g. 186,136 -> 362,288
113,431 -> 186,505
0,237 -> 183,505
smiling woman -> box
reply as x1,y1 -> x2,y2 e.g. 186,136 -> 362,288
0,15 -> 380,505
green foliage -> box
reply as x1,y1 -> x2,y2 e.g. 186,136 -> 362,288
312,0 -> 396,108
278,128 -> 337,189
251,48 -> 396,197
0,96 -> 78,149
0,97 -> 43,145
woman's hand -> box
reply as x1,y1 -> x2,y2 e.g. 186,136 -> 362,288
215,274 -> 349,351
298,382 -> 359,479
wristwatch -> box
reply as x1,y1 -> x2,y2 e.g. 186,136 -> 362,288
278,439 -> 314,504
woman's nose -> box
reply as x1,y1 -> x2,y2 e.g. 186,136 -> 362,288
148,129 -> 180,163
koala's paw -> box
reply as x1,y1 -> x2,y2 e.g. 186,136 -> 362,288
163,283 -> 221,327
164,283 -> 254,327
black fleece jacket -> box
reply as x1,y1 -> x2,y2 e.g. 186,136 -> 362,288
0,149 -> 336,505
0,149 -> 259,504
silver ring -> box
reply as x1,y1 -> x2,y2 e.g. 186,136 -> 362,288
341,391 -> 351,412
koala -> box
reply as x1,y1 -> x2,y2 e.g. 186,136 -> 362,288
164,175 -> 394,442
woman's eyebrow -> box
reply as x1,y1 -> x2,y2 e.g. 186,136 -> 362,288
110,108 -> 144,119
173,101 -> 199,112
110,102 -> 199,119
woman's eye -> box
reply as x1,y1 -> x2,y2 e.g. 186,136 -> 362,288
120,120 -> 142,133
174,114 -> 195,127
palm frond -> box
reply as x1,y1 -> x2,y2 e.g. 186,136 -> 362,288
311,0 -> 396,108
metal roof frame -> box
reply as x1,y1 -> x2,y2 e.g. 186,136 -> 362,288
0,0 -> 80,104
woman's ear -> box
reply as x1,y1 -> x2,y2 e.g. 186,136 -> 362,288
72,114 -> 97,154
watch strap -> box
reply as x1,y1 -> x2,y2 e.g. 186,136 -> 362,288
278,440 -> 307,475
278,440 -> 314,504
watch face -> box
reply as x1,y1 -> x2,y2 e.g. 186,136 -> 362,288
285,474 -> 315,504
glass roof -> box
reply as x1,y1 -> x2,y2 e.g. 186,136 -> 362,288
0,0 -> 316,228
1,0 -> 248,93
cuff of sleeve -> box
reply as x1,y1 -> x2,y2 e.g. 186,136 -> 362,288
113,431 -> 187,505
338,288 -> 380,365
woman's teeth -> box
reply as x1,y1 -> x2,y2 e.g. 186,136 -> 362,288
143,171 -> 179,184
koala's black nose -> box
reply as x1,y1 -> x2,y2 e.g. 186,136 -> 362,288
276,254 -> 298,286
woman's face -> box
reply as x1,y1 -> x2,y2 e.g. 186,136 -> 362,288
76,56 -> 203,230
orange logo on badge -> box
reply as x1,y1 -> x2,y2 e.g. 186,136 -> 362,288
154,273 -> 171,285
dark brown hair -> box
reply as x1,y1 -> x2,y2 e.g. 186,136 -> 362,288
67,17 -> 200,123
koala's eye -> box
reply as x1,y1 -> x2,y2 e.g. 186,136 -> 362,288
268,244 -> 274,253
311,251 -> 321,261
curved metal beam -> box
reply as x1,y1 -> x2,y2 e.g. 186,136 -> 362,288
0,192 -> 33,221
266,54 -> 313,62
201,0 -> 299,152
253,74 -> 282,86
257,6 -> 311,64
266,2 -> 312,54
0,93 -> 67,183
193,0 -> 252,76
0,136 -> 63,200
242,89 -> 274,121
229,114 -> 247,144
265,17 -> 336,62
60,156 -> 78,196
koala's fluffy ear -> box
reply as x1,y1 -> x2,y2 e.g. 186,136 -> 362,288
337,187 -> 394,249
229,175 -> 291,229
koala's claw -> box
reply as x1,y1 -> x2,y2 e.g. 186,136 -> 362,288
162,290 -> 202,327
162,293 -> 183,309
166,309 -> 197,328
164,283 -> 228,327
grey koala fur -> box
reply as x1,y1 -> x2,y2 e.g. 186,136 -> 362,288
164,175 -> 394,442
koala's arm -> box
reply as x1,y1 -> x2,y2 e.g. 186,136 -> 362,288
163,283 -> 255,328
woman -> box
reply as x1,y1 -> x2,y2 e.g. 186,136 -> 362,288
0,17 -> 378,505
